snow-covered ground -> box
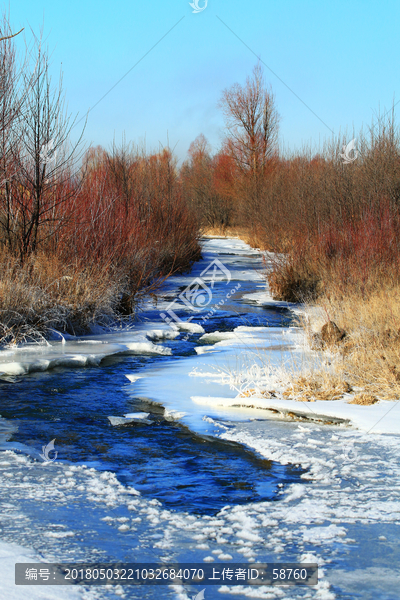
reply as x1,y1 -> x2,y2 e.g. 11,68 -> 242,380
1,237 -> 399,599
0,540 -> 85,600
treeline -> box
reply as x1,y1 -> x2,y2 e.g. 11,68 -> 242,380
3,15 -> 400,349
0,21 -> 200,344
263,120 -> 400,302
182,64 -> 400,303
181,63 -> 400,399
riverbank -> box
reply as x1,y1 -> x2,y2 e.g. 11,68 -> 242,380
1,237 -> 399,600
0,142 -> 202,348
206,225 -> 400,406
0,232 -> 201,347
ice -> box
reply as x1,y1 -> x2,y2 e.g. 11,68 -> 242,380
125,374 -> 142,383
108,415 -> 152,426
0,334 -> 172,377
329,567 -> 400,599
146,329 -> 180,341
1,236 -> 400,600
195,325 -> 303,356
195,346 -> 219,355
123,412 -> 150,419
302,524 -> 347,544
242,291 -> 296,309
163,409 -> 187,421
0,361 -> 30,375
44,530 -> 75,538
174,322 -> 205,333
199,331 -> 237,343
121,341 -> 172,355
191,395 -> 400,434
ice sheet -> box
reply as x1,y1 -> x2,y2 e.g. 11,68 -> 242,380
190,395 -> 400,434
0,335 -> 172,376
1,236 -> 399,600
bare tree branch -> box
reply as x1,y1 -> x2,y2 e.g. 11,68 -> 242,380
219,63 -> 279,176
0,28 -> 24,43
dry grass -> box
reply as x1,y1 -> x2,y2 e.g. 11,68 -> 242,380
284,283 -> 400,402
348,393 -> 378,406
239,389 -> 277,398
315,286 -> 400,400
283,374 -> 351,402
201,225 -> 252,242
203,215 -> 400,404
0,249 -> 121,344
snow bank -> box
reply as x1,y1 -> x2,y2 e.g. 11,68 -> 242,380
199,331 -> 237,343
174,322 -> 205,334
121,341 -> 172,355
242,291 -> 296,309
194,325 -> 303,358
191,394 -> 400,434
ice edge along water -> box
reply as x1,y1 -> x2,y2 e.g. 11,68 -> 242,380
0,237 -> 399,600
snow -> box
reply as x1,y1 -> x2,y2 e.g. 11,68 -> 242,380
199,331 -> 237,343
123,412 -> 150,419
0,334 -> 172,377
195,325 -> 303,355
0,540 -> 84,599
174,322 -> 205,333
242,291 -> 296,310
121,341 -> 172,355
146,329 -> 180,341
125,374 -> 142,383
1,236 -> 400,600
191,395 -> 400,434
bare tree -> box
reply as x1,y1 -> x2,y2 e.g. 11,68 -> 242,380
106,136 -> 139,217
7,33 -> 86,258
0,18 -> 26,252
219,63 -> 279,177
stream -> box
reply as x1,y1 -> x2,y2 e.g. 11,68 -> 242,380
0,237 -> 399,600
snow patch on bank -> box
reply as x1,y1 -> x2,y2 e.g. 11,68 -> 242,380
242,291 -> 297,310
146,329 -> 180,341
0,334 -> 172,377
191,394 -> 400,434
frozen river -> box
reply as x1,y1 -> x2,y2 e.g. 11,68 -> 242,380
0,238 -> 399,600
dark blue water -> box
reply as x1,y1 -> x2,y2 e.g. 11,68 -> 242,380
1,349 -> 303,515
0,239 -> 304,516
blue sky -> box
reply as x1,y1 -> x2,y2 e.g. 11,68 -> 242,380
6,0 -> 400,162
